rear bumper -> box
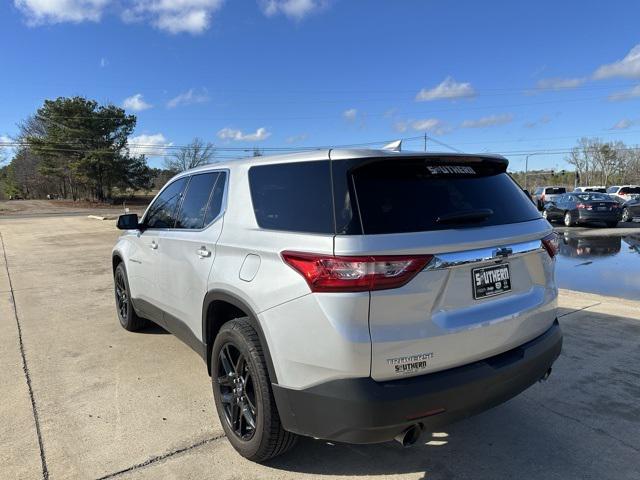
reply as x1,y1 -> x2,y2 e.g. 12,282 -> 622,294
577,210 -> 620,223
273,320 -> 562,444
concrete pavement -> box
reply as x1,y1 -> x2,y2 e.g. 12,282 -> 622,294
1,216 -> 639,479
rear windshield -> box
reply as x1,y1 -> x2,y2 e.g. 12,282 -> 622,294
545,187 -> 566,194
574,193 -> 610,201
351,159 -> 540,234
620,187 -> 640,194
584,187 -> 606,193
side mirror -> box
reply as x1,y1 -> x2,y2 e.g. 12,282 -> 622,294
117,213 -> 141,230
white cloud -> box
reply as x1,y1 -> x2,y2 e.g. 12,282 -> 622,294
217,127 -> 271,142
123,0 -> 224,34
1,135 -> 14,162
285,133 -> 308,143
343,108 -> 357,122
15,0 -> 323,32
127,133 -> 172,157
167,88 -> 210,108
523,115 -> 552,128
608,84 -> 640,102
260,0 -> 327,20
461,113 -> 513,129
123,93 -> 153,112
100,57 -> 108,68
415,77 -> 475,102
535,77 -> 586,91
610,119 -> 637,130
411,118 -> 444,132
393,118 -> 450,135
14,0 -> 109,24
393,121 -> 408,133
594,44 -> 640,80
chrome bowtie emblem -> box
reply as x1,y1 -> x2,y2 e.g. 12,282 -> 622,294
493,247 -> 513,258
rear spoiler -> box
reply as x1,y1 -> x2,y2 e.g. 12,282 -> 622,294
343,154 -> 509,175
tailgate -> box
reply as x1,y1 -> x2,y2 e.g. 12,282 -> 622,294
369,236 -> 556,381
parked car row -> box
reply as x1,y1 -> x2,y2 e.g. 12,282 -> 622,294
542,192 -> 621,227
531,184 -> 640,226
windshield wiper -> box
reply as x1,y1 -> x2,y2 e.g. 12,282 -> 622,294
436,208 -> 494,224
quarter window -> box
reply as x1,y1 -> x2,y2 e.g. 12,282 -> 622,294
204,172 -> 227,225
248,161 -> 333,233
145,177 -> 188,228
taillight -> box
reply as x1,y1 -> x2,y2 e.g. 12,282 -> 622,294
542,233 -> 559,258
281,251 -> 433,292
576,203 -> 586,209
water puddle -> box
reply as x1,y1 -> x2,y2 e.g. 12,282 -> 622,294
556,231 -> 640,300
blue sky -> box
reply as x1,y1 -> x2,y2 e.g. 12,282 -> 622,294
1,0 -> 640,170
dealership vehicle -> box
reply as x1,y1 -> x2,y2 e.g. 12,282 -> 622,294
607,185 -> 640,204
543,192 -> 621,227
532,186 -> 567,210
573,186 -> 606,193
621,197 -> 640,223
112,149 -> 562,461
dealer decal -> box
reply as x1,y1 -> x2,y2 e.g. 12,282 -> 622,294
387,352 -> 434,375
427,165 -> 476,175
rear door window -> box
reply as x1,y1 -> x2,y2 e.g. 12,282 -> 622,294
351,159 -> 540,234
145,177 -> 188,228
620,187 -> 640,195
204,172 -> 227,225
249,161 -> 333,234
174,173 -> 219,229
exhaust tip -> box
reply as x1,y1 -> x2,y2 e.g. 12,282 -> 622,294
394,424 -> 422,447
539,367 -> 552,382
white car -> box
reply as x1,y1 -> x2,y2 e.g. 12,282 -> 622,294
607,185 -> 640,203
573,186 -> 606,193
112,149 -> 562,461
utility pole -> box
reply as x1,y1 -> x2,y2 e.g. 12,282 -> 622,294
424,132 -> 427,152
525,154 -> 530,191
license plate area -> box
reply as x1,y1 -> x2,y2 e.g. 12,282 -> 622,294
472,263 -> 511,299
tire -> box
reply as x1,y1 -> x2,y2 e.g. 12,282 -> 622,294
621,208 -> 630,223
211,318 -> 297,462
114,263 -> 149,331
564,211 -> 575,227
606,221 -> 618,228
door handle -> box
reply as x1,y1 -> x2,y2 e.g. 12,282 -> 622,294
150,241 -> 158,250
197,247 -> 211,258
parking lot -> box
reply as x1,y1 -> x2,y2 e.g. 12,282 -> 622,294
2,215 -> 640,480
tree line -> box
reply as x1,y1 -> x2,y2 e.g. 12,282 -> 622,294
0,96 -> 217,201
564,138 -> 640,187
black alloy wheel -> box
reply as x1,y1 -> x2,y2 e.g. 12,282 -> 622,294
115,268 -> 129,321
217,343 -> 258,441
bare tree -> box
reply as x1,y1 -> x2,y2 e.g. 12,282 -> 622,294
567,137 -> 598,185
164,137 -> 215,172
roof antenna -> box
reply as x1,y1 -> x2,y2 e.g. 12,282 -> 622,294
382,139 -> 402,152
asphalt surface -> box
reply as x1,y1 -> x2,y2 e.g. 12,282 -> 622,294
1,216 -> 639,479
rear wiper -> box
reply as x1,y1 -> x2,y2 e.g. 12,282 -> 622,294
436,208 -> 494,224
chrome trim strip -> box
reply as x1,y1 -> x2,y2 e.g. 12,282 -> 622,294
424,239 -> 543,270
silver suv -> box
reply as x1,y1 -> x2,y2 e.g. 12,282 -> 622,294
112,149 -> 562,462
